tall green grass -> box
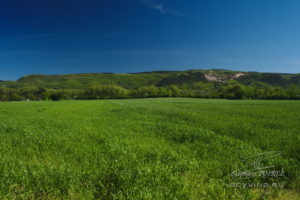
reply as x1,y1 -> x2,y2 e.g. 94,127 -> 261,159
0,98 -> 299,199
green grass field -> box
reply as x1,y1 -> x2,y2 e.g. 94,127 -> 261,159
0,98 -> 299,199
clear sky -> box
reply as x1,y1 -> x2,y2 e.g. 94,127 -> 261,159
0,0 -> 300,80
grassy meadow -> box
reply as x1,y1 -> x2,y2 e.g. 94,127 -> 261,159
0,98 -> 299,199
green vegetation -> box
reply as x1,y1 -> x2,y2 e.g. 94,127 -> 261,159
1,70 -> 300,101
0,98 -> 299,199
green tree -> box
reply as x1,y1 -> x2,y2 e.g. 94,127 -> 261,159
225,85 -> 246,99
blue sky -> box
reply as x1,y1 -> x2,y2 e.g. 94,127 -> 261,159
0,0 -> 300,80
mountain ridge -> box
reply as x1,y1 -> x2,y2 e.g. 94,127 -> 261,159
1,69 -> 299,100
5,69 -> 299,89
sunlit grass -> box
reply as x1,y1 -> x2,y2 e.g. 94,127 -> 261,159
0,98 -> 299,199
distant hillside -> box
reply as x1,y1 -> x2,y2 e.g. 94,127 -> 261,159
1,69 -> 299,89
1,69 -> 300,101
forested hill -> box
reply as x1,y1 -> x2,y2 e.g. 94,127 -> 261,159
0,69 -> 300,100
2,69 -> 300,89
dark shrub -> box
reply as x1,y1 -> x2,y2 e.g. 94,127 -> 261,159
49,94 -> 62,101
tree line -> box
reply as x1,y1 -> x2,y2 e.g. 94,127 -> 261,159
0,83 -> 299,101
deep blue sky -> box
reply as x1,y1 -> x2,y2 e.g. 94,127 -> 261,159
1,0 -> 300,80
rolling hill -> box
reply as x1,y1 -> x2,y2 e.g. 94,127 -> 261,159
0,69 -> 299,101
1,69 -> 299,89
